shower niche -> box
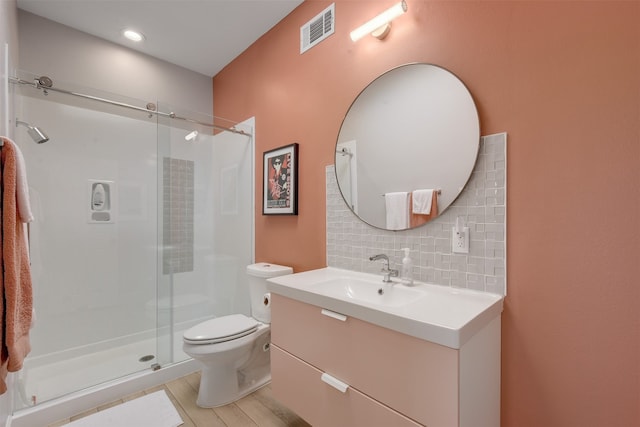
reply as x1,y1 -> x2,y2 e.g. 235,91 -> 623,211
88,180 -> 115,223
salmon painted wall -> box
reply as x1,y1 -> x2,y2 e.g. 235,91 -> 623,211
213,1 -> 639,426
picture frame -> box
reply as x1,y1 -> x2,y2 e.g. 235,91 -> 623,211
263,143 -> 298,215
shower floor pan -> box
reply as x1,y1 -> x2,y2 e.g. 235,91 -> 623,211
18,329 -> 189,408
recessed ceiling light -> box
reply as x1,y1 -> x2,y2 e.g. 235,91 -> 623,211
123,29 -> 145,42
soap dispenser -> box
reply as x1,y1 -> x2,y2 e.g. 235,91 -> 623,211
401,248 -> 413,285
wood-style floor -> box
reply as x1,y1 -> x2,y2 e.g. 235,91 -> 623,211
48,372 -> 311,427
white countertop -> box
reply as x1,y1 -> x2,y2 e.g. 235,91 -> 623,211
267,267 -> 504,349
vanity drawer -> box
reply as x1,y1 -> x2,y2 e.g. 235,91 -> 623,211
271,345 -> 422,427
271,294 -> 459,427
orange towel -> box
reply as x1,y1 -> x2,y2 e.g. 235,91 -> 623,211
409,192 -> 439,228
0,137 -> 33,394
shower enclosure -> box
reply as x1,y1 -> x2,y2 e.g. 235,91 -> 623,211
9,71 -> 254,413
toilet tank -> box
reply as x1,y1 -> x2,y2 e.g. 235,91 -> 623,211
246,262 -> 293,323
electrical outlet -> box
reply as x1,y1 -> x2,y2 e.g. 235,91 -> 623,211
452,226 -> 470,254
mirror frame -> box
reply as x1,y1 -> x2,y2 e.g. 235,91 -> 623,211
334,63 -> 480,230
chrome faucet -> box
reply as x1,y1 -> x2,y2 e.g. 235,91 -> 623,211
369,254 -> 399,283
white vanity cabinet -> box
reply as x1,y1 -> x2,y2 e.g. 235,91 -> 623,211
270,294 -> 501,427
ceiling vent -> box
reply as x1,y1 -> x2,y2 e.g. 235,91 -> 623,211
300,3 -> 335,54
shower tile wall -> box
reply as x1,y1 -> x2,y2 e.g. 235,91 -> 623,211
326,133 -> 507,295
163,157 -> 195,274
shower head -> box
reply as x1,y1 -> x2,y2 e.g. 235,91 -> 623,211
16,120 -> 49,144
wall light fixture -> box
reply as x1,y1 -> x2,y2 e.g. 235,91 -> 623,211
185,130 -> 198,142
350,1 -> 408,42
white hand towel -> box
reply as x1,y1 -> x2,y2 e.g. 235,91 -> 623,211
412,189 -> 434,215
385,192 -> 410,230
2,137 -> 35,223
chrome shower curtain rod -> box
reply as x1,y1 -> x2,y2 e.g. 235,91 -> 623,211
10,76 -> 251,136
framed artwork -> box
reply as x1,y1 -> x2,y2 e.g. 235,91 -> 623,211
263,143 -> 298,215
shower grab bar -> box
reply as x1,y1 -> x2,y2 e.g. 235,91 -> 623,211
9,76 -> 252,137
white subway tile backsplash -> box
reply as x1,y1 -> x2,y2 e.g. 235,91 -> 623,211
326,133 -> 507,295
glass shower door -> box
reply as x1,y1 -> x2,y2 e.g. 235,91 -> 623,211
154,108 -> 255,369
13,72 -> 161,408
11,72 -> 254,411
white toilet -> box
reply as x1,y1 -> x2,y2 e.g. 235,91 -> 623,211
182,262 -> 292,408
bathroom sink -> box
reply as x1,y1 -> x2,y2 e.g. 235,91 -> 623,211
266,267 -> 504,349
310,277 -> 424,307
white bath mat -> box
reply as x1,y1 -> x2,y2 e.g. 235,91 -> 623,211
66,390 -> 183,427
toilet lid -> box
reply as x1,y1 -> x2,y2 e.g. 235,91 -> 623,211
183,314 -> 258,345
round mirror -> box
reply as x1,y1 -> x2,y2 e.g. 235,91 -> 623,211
335,63 -> 480,230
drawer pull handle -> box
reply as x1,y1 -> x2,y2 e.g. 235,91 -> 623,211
321,309 -> 347,321
321,373 -> 349,393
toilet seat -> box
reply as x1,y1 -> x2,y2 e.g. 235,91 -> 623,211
184,314 -> 258,345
